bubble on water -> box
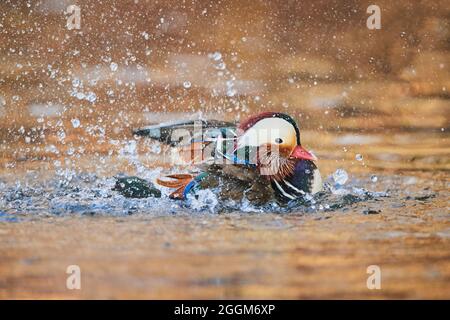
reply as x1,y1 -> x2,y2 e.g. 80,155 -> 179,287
371,175 -> 378,183
25,136 -> 31,144
71,118 -> 81,128
110,62 -> 118,72
355,154 -> 363,161
333,168 -> 349,185
183,81 -> 191,89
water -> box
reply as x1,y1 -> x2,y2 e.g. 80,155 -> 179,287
0,168 -> 394,217
1,130 -> 447,220
71,118 -> 81,128
2,130 -> 447,300
183,81 -> 192,89
110,62 -> 118,72
332,168 -> 349,186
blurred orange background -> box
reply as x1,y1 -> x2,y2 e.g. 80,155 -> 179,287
0,0 -> 449,162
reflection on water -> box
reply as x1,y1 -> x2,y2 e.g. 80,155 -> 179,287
1,129 -> 449,299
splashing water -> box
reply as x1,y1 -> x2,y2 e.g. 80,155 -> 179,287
110,62 -> 118,72
0,162 -> 410,218
332,168 -> 348,186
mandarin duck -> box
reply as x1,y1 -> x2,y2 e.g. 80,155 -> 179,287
131,112 -> 322,205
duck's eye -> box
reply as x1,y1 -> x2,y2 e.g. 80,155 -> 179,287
275,138 -> 283,144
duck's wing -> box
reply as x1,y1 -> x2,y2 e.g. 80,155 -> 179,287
134,119 -> 238,165
133,119 -> 236,146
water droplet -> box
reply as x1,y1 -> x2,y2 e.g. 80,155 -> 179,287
86,92 -> 97,103
57,130 -> 66,141
371,175 -> 378,183
355,153 -> 363,161
183,81 -> 191,89
71,118 -> 81,128
72,78 -> 80,88
150,143 -> 161,154
215,62 -> 226,70
110,62 -> 118,72
212,52 -> 222,61
67,147 -> 75,156
226,88 -> 237,97
76,92 -> 85,100
333,168 -> 348,186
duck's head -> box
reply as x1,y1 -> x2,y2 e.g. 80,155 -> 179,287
236,112 -> 316,164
